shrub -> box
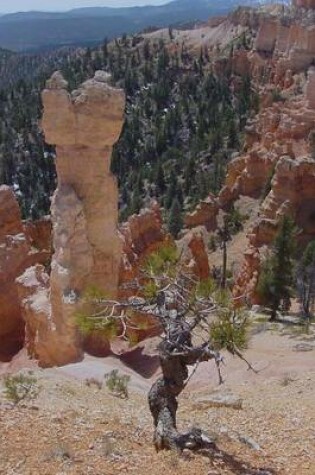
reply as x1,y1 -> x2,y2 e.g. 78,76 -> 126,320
104,370 -> 130,399
85,377 -> 103,390
3,372 -> 39,405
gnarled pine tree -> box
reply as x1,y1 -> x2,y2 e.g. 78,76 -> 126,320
77,245 -> 252,453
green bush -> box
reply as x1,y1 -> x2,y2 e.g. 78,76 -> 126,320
3,372 -> 39,405
104,370 -> 130,399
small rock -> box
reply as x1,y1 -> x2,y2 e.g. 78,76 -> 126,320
238,434 -> 261,451
94,70 -> 111,83
293,343 -> 314,352
196,393 -> 243,410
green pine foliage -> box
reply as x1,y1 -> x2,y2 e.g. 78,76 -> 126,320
145,243 -> 178,276
297,240 -> 315,318
257,216 -> 296,319
0,32 -> 258,226
210,308 -> 249,353
168,197 -> 183,238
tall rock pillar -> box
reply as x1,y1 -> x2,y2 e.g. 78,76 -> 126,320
37,71 -> 125,365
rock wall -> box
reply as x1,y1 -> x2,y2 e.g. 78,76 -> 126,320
23,217 -> 52,257
185,195 -> 219,231
119,202 -> 170,297
0,187 -> 48,360
180,231 -> 210,281
219,73 -> 315,209
254,6 -> 315,75
254,156 -> 315,246
222,2 -> 315,303
0,186 -> 27,360
233,155 -> 315,304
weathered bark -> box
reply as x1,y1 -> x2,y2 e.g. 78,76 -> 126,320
148,316 -> 216,452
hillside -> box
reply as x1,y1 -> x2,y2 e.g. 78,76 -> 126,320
0,18 -> 258,220
0,0 -> 268,51
1,322 -> 315,474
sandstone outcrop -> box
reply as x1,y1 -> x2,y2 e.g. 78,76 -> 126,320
18,71 -> 126,367
219,86 -> 315,209
254,5 -> 315,76
16,266 -> 56,365
23,217 -> 52,258
233,245 -> 261,306
119,202 -> 170,297
226,1 -> 315,303
233,155 -> 315,303
0,186 -> 57,361
0,186 -> 27,360
180,231 -> 210,281
255,156 -> 315,245
185,195 -> 219,231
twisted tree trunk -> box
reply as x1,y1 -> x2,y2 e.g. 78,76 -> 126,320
148,317 -> 216,451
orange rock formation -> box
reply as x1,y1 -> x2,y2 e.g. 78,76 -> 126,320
17,71 -> 125,366
0,187 -> 49,360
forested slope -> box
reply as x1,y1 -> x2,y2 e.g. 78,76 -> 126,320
0,24 -> 258,227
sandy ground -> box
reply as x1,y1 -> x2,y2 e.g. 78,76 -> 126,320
0,317 -> 314,475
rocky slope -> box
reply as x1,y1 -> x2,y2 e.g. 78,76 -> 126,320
170,0 -> 315,303
1,322 -> 315,475
226,2 -> 315,302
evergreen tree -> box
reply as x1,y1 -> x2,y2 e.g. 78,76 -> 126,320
155,161 -> 166,194
297,240 -> 315,319
165,170 -> 177,209
257,216 -> 296,320
168,197 -> 183,238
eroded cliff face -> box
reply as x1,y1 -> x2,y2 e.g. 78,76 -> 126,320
0,186 -> 27,360
119,202 -> 169,297
233,155 -> 315,304
229,2 -> 315,303
185,195 -> 219,232
220,66 -> 315,210
0,187 -> 50,360
180,2 -> 315,304
253,156 -> 315,246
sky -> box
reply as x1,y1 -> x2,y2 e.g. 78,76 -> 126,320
0,0 -> 169,14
